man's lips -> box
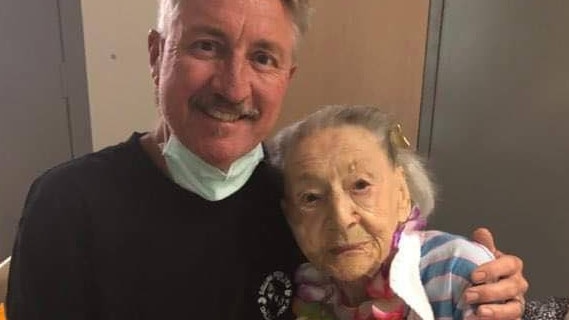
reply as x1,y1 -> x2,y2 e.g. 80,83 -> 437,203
202,107 -> 245,122
329,241 -> 371,255
190,96 -> 260,122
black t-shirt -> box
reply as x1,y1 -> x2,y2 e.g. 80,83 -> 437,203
7,133 -> 304,320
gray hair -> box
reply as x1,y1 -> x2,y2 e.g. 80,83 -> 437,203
156,0 -> 312,48
268,105 -> 437,218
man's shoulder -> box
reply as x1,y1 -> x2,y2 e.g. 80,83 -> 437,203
34,133 -> 143,186
23,133 -> 146,211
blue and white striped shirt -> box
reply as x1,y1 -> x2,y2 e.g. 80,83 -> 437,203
392,230 -> 494,319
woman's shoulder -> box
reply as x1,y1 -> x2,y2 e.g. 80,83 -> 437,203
419,230 -> 494,259
416,230 -> 494,278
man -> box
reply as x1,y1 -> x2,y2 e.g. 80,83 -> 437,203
7,0 -> 527,319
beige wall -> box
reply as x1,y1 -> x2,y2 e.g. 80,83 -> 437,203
81,0 -> 158,150
277,0 -> 429,146
81,0 -> 428,149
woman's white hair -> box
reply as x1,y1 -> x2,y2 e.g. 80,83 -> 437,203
156,0 -> 312,45
268,105 -> 437,218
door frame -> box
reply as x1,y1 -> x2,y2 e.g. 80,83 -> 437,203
418,0 -> 444,156
58,0 -> 92,157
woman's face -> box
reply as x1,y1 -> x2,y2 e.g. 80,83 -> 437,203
282,125 -> 410,281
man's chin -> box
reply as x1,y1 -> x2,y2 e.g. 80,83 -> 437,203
196,139 -> 260,170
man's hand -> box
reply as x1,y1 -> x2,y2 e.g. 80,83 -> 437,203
464,228 -> 529,320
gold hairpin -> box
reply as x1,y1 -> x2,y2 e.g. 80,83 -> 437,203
389,123 -> 411,149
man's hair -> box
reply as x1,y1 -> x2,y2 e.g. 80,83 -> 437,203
268,105 -> 437,218
156,0 -> 312,44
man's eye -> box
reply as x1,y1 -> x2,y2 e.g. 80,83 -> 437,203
189,40 -> 220,57
196,40 -> 215,51
252,52 -> 277,67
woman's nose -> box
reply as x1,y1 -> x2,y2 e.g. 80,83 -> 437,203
329,193 -> 360,230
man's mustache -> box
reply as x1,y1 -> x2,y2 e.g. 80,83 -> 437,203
189,94 -> 260,120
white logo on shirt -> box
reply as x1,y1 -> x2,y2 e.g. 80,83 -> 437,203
257,271 -> 293,320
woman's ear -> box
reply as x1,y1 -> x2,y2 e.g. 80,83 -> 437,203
395,166 -> 411,222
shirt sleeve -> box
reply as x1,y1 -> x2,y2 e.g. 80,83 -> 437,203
420,231 -> 495,319
6,169 -> 96,320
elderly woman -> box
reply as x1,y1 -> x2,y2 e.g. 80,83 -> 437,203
269,105 -> 498,320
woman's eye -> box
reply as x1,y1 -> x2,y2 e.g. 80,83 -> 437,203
353,179 -> 371,192
300,192 -> 321,205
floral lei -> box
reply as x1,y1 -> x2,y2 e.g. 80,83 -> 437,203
292,207 -> 426,320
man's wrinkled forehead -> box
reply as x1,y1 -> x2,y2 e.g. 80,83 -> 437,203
172,1 -> 294,45
172,0 -> 293,29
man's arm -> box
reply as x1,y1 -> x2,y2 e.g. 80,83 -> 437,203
463,228 -> 528,320
6,172 -> 95,320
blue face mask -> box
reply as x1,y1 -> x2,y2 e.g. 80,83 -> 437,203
161,135 -> 264,201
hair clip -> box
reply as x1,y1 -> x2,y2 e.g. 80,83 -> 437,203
389,123 -> 411,149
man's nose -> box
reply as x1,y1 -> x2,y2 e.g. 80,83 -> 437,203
212,55 -> 252,104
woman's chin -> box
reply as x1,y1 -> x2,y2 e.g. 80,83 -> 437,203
326,258 -> 378,282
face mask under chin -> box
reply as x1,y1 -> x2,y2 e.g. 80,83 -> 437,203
161,134 -> 264,201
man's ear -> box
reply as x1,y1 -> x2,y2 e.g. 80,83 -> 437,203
395,166 -> 411,222
288,65 -> 297,81
148,29 -> 162,86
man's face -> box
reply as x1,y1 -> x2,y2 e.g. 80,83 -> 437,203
150,0 -> 297,170
282,126 -> 410,281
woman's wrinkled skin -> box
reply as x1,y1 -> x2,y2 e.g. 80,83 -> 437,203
281,125 -> 411,283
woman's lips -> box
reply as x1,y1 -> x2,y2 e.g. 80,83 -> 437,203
329,241 -> 371,255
